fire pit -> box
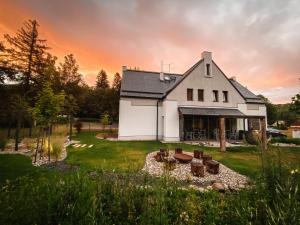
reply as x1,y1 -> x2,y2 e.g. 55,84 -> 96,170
174,153 -> 193,163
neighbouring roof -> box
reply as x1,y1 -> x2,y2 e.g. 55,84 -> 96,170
120,62 -> 264,104
178,107 -> 245,117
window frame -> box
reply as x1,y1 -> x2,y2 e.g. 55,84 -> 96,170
206,63 -> 211,76
198,89 -> 204,102
187,88 -> 193,101
222,91 -> 228,103
212,90 -> 219,102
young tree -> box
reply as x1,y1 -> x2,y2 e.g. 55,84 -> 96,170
64,95 -> 78,141
96,69 -> 109,89
3,19 -> 49,94
33,83 -> 65,161
112,72 -> 121,91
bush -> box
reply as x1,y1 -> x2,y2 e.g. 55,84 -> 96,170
51,136 -> 65,161
245,131 -> 259,145
0,134 -> 7,151
74,121 -> 83,133
270,137 -> 300,145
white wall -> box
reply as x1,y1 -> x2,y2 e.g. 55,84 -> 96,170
238,103 -> 267,117
118,98 -> 162,140
162,100 -> 180,142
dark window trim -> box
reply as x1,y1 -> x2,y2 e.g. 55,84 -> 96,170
187,88 -> 193,101
223,91 -> 228,103
213,90 -> 219,102
198,89 -> 204,101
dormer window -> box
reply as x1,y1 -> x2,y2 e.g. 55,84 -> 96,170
206,64 -> 211,76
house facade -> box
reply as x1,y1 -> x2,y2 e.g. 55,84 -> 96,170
118,51 -> 267,149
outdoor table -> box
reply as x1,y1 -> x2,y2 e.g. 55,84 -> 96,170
174,153 -> 193,163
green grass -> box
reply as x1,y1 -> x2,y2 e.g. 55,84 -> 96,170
67,132 -> 300,179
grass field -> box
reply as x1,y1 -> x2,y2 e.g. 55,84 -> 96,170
1,131 -> 299,185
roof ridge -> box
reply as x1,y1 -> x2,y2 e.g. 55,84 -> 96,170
125,69 -> 182,76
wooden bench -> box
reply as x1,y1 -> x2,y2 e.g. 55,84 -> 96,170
191,162 -> 204,177
194,150 -> 203,159
174,153 -> 193,163
206,160 -> 220,174
202,155 -> 212,165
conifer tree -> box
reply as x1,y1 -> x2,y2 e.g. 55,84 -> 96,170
112,72 -> 121,91
96,69 -> 109,89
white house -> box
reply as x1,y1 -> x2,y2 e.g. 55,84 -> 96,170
118,51 -> 267,150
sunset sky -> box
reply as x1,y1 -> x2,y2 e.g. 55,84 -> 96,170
0,0 -> 299,103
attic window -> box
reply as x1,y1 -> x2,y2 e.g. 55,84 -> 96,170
206,64 -> 211,76
223,91 -> 228,102
213,90 -> 218,102
187,88 -> 193,101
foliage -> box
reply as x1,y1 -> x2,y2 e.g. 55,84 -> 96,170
270,137 -> 300,145
100,113 -> 110,127
33,83 -> 65,125
290,93 -> 300,115
258,95 -> 278,125
112,72 -> 121,91
74,120 -> 83,133
96,69 -> 109,89
51,135 -> 64,161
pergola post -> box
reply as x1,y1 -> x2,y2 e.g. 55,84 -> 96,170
219,117 -> 226,152
260,117 -> 267,150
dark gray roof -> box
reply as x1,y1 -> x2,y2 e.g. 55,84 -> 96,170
121,70 -> 182,99
229,79 -> 263,103
178,107 -> 245,117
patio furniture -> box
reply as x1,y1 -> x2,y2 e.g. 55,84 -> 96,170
194,150 -> 203,159
154,152 -> 165,162
202,155 -> 212,165
206,160 -> 220,174
175,147 -> 183,154
191,162 -> 204,177
164,157 -> 176,170
174,153 -> 193,163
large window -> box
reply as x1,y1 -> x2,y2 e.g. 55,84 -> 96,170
213,90 -> 219,102
223,91 -> 228,102
187,88 -> 193,101
198,89 -> 204,101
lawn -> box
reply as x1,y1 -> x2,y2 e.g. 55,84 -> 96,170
67,132 -> 300,179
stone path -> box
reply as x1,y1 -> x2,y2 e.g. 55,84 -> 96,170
142,151 -> 249,191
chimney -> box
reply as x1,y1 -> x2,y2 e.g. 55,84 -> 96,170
201,51 -> 212,61
122,65 -> 127,72
160,60 -> 164,81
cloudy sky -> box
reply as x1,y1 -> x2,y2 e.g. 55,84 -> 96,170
0,0 -> 299,103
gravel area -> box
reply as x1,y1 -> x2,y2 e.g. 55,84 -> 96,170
142,151 -> 250,191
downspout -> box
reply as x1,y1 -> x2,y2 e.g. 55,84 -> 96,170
156,100 -> 159,141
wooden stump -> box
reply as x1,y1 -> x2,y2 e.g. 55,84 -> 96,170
154,152 -> 164,162
164,157 -> 176,171
160,148 -> 169,157
194,150 -> 203,159
206,160 -> 219,174
202,155 -> 212,165
191,162 -> 204,177
175,148 -> 182,154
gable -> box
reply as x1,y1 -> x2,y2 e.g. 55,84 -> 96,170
166,59 -> 246,107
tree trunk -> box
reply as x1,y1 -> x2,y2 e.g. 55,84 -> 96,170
29,120 -> 32,137
40,129 -> 45,160
48,125 -> 51,161
69,115 -> 73,141
7,119 -> 11,138
219,117 -> 226,152
15,114 -> 21,151
34,128 -> 41,163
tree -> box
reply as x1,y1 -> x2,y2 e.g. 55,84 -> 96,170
257,95 -> 278,125
290,93 -> 300,115
112,72 -> 121,91
2,20 -> 49,93
58,54 -> 82,87
96,69 -> 109,89
33,83 -> 65,161
64,95 -> 78,141
100,113 -> 110,130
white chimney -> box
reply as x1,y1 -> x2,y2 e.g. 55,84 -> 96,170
201,51 -> 212,76
160,60 -> 164,81
122,65 -> 127,72
201,51 -> 212,60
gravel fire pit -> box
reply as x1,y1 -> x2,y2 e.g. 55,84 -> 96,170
142,151 -> 249,191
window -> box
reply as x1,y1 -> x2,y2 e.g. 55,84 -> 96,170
198,89 -> 204,101
187,88 -> 193,101
213,90 -> 218,102
222,91 -> 228,102
206,64 -> 211,76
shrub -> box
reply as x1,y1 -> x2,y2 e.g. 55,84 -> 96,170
270,137 -> 300,145
245,131 -> 259,145
74,121 -> 83,133
51,136 -> 65,161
